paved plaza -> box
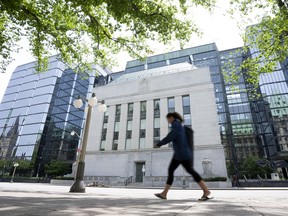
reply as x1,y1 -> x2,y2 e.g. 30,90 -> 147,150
0,183 -> 287,216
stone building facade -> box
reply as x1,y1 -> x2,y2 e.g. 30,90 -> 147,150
84,63 -> 227,186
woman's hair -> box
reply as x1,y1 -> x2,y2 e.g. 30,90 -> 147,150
166,112 -> 184,122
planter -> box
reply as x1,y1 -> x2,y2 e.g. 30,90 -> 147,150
189,181 -> 231,189
50,179 -> 74,185
0,177 -> 49,183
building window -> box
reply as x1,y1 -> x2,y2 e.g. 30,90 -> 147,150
127,103 -> 133,121
154,99 -> 160,117
113,131 -> 119,140
101,128 -> 107,140
115,104 -> 121,122
139,138 -> 145,149
182,95 -> 192,128
139,102 -> 147,149
112,140 -> 118,150
125,139 -> 131,150
100,107 -> 109,151
104,116 -> 108,123
154,117 -> 161,145
140,129 -> 146,138
125,102 -> 133,149
168,97 -> 175,113
154,99 -> 161,145
113,113 -> 120,150
100,141 -> 105,151
140,119 -> 146,138
126,121 -> 132,140
140,101 -> 146,119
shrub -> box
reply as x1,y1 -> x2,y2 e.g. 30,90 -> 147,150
44,160 -> 71,177
53,176 -> 74,180
204,176 -> 227,182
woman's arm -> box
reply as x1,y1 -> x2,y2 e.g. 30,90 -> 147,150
156,124 -> 178,147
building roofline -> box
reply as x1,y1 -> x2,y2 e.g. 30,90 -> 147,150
125,43 -> 218,69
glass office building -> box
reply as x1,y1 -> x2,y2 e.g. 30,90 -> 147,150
0,56 -> 95,176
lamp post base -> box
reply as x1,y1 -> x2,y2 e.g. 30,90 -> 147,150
69,161 -> 86,193
69,180 -> 86,193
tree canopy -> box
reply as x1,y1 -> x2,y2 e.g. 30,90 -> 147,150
1,0 -> 287,87
240,157 -> 272,179
0,0 -> 215,73
44,160 -> 70,177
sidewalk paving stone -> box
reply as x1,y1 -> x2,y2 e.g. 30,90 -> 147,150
0,183 -> 287,216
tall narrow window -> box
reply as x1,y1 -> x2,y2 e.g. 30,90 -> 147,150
100,107 -> 109,151
115,104 -> 121,121
154,99 -> 160,117
140,101 -> 146,119
182,95 -> 192,128
167,97 -> 175,147
113,105 -> 121,150
126,103 -> 133,150
139,101 -> 147,149
154,99 -> 161,145
127,103 -> 133,120
168,97 -> 175,113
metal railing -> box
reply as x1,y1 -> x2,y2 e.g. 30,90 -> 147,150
124,176 -> 133,186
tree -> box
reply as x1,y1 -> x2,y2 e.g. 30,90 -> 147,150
241,157 -> 272,179
227,0 -> 288,91
44,160 -> 70,177
0,159 -> 9,175
0,0 -> 215,73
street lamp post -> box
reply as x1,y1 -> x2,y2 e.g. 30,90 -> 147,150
10,162 -> 19,183
142,165 -> 145,186
71,130 -> 82,180
70,93 -> 107,193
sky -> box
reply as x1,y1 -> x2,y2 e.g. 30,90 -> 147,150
0,1 -> 256,103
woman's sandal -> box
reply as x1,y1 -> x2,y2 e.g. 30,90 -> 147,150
154,193 -> 167,200
198,195 -> 213,201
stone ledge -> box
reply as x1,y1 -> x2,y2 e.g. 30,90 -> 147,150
189,181 -> 232,189
50,179 -> 74,185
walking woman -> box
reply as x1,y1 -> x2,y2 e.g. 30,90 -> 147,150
154,112 -> 211,201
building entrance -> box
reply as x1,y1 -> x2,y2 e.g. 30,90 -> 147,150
135,162 -> 145,182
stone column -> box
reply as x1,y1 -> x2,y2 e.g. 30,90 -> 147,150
175,96 -> 183,116
146,100 -> 154,148
160,97 -> 168,141
87,105 -> 104,152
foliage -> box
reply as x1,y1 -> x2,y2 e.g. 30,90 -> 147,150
240,156 -> 272,179
53,176 -> 74,180
227,0 -> 288,91
44,160 -> 70,177
1,176 -> 39,179
226,162 -> 237,177
0,159 -> 9,168
0,159 -> 31,169
203,176 -> 227,182
0,0 -> 216,73
13,159 -> 32,169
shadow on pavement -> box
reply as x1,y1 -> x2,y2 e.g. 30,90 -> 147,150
0,193 -> 284,216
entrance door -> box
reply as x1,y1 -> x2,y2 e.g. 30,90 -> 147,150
135,162 -> 145,182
